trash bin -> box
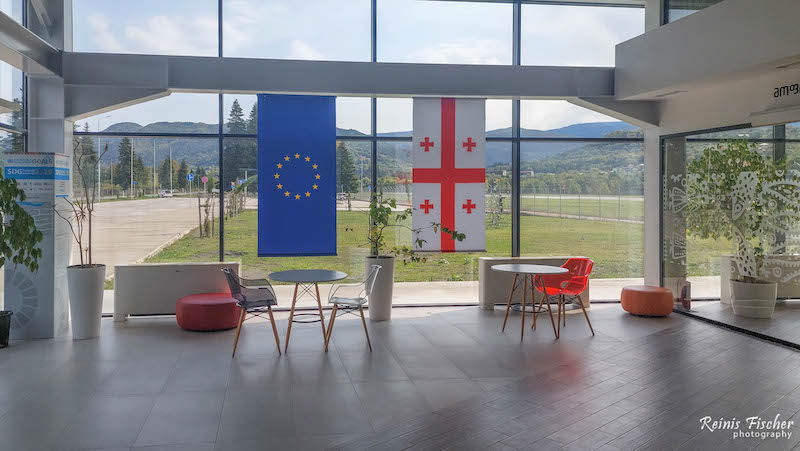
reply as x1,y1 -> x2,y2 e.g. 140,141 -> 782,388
0,311 -> 12,348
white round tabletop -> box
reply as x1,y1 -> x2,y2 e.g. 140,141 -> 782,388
491,264 -> 568,275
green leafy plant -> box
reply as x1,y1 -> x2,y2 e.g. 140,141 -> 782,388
0,174 -> 43,271
367,195 -> 465,263
686,140 -> 785,282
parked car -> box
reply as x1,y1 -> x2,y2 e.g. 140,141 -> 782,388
159,190 -> 174,198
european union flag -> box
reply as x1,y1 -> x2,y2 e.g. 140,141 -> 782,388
257,94 -> 337,256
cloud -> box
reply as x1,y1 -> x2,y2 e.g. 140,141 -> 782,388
288,41 -> 326,61
124,15 -> 217,56
405,40 -> 509,65
87,13 -> 125,53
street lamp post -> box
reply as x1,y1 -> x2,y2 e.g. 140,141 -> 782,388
169,145 -> 173,192
96,115 -> 110,199
153,139 -> 157,196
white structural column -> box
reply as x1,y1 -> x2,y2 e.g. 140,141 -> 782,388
643,128 -> 662,287
5,75 -> 73,339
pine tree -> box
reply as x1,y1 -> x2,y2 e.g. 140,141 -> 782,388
177,159 -> 189,190
336,141 -> 359,193
227,99 -> 246,134
114,137 -> 134,190
157,158 -> 178,189
246,103 -> 258,135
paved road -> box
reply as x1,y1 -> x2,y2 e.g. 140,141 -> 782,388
74,197 -> 218,278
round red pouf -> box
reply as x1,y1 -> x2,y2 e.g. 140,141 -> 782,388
620,285 -> 674,317
176,293 -> 241,331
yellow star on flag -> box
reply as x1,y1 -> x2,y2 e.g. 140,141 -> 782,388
294,153 -> 300,159
305,156 -> 310,162
276,184 -> 282,189
274,173 -> 280,179
312,164 -> 318,169
295,194 -> 301,199
315,174 -> 321,179
305,191 -> 311,197
284,191 -> 290,197
277,163 -> 282,169
312,184 -> 318,190
284,156 -> 290,161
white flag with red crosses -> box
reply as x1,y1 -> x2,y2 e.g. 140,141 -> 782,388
412,97 -> 486,252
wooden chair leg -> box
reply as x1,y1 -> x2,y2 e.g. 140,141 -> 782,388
232,307 -> 246,358
314,283 -> 327,339
562,295 -> 566,327
359,306 -> 372,352
284,283 -> 299,353
324,304 -> 338,352
577,296 -> 595,336
501,274 -> 518,333
267,306 -> 281,356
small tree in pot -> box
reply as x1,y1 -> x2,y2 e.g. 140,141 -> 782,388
365,196 -> 464,320
55,141 -> 108,339
686,140 -> 785,318
0,174 -> 43,347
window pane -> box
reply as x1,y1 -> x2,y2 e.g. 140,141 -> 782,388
667,0 -> 724,22
0,61 -> 23,129
521,100 -> 640,138
378,0 -> 512,65
487,99 -> 512,138
73,0 -> 218,56
218,138 -> 372,288
376,139 -> 512,304
521,141 -> 644,300
76,93 -> 219,133
377,98 -> 411,137
521,5 -> 643,66
0,0 -> 22,23
223,0 -> 370,61
79,135 -> 220,314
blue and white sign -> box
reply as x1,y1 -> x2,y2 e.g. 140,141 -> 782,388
187,173 -> 195,182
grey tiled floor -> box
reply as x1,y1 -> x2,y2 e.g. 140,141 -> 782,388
2,305 -> 800,450
690,300 -> 800,346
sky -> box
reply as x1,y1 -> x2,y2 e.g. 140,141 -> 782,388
71,0 -> 644,133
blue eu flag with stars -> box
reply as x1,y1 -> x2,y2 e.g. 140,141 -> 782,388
257,94 -> 337,256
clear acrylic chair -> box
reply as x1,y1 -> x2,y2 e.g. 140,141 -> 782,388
221,268 -> 281,357
324,265 -> 381,352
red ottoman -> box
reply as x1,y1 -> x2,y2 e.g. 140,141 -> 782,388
176,293 -> 241,331
621,286 -> 674,317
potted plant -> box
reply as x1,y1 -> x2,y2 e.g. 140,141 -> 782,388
0,173 -> 43,346
365,196 -> 464,321
686,140 -> 782,318
55,141 -> 108,339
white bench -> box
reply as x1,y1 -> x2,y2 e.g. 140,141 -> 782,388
114,262 -> 240,321
478,257 -> 590,310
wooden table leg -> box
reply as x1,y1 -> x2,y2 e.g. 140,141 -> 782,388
501,273 -> 518,333
538,275 -> 558,339
284,283 -> 299,353
314,283 -> 327,341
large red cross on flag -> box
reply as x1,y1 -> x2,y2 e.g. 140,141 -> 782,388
412,98 -> 486,252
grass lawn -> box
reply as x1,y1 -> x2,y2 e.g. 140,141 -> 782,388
146,209 -> 728,283
147,210 -> 650,282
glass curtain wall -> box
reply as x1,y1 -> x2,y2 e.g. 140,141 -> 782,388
662,124 -> 800,301
72,0 -> 646,306
665,0 -> 725,23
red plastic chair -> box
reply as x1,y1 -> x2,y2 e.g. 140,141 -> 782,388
535,258 -> 594,336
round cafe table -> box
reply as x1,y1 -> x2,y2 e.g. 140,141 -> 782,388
269,269 -> 347,352
491,264 -> 568,340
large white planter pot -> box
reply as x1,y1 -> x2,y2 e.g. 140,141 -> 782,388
67,264 -> 105,339
366,256 -> 395,321
730,279 -> 777,319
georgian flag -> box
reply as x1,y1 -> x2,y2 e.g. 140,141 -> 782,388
412,98 -> 486,252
